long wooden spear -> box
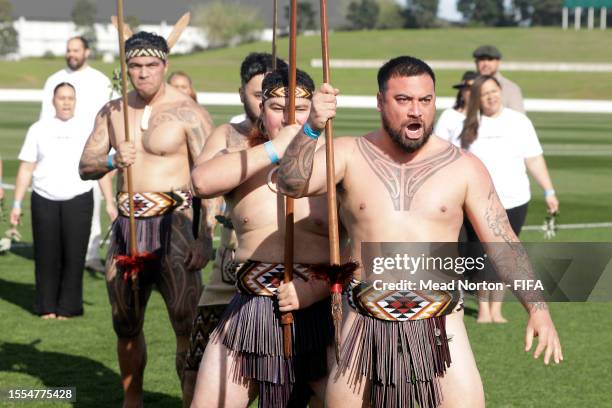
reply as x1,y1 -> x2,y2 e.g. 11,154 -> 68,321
311,0 -> 359,363
115,0 -> 140,315
280,0 -> 299,360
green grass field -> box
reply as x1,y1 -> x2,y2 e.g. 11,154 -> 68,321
1,28 -> 612,99
1,100 -> 611,407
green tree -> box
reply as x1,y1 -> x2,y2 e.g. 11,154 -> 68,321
0,0 -> 18,57
71,0 -> 97,50
458,0 -> 511,26
513,0 -> 563,26
404,0 -> 439,28
284,1 -> 317,33
346,0 -> 380,30
193,2 -> 263,48
376,0 -> 404,29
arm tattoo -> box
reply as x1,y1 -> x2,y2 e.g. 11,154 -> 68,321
357,139 -> 461,211
79,105 -> 112,180
483,186 -> 546,308
277,130 -> 317,197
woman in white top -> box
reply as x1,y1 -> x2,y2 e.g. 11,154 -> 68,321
434,70 -> 478,142
10,82 -> 116,319
458,75 -> 559,323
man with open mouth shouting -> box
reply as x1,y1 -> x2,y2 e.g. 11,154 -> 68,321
277,55 -> 562,408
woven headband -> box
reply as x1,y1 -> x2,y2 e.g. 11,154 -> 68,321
125,48 -> 168,61
262,86 -> 313,101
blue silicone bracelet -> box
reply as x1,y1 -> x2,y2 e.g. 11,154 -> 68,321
303,122 -> 321,140
107,154 -> 115,170
264,141 -> 280,164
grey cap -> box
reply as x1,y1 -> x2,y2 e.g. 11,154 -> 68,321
473,45 -> 502,60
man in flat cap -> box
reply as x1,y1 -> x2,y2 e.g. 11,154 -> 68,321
473,45 -> 525,113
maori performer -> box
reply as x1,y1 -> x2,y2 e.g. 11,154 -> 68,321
79,29 -> 214,407
182,52 -> 287,405
190,68 -> 345,408
277,56 -> 563,407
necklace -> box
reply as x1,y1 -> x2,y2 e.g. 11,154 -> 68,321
141,105 -> 152,131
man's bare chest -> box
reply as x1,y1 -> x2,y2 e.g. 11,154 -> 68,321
110,108 -> 188,156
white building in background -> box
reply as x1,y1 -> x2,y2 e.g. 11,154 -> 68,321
12,17 -> 211,59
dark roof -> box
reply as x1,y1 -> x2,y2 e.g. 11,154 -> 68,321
12,0 -> 345,27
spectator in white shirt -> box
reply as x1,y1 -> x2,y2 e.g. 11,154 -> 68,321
11,83 -> 116,320
434,70 -> 478,142
458,75 -> 558,324
39,36 -> 114,273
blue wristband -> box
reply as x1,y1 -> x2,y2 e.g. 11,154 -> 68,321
264,141 -> 280,164
544,189 -> 556,198
107,154 -> 115,170
303,122 -> 321,140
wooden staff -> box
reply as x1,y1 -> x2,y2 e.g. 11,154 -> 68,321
272,0 -> 278,70
280,0 -> 299,360
116,0 -> 139,315
317,0 -> 358,363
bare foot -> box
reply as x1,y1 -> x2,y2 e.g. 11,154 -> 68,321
57,316 -> 71,321
476,316 -> 492,324
491,316 -> 508,323
41,313 -> 57,320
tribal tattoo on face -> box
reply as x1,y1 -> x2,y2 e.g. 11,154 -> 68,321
357,139 -> 461,211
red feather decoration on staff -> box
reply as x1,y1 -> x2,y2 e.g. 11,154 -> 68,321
114,0 -> 148,316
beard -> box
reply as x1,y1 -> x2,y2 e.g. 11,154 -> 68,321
382,114 -> 433,153
243,101 -> 259,124
66,56 -> 85,71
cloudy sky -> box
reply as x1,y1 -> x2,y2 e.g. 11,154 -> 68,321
438,0 -> 463,21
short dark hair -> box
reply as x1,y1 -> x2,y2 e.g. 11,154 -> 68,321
240,53 -> 288,86
53,82 -> 75,95
69,36 -> 89,50
377,56 -> 436,92
261,67 -> 315,99
125,32 -> 169,61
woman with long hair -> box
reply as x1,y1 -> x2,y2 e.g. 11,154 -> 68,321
458,75 -> 559,323
434,70 -> 478,141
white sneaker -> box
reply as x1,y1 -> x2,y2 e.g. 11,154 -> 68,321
85,258 -> 106,273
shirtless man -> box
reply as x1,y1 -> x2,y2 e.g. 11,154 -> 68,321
182,52 -> 288,406
276,56 -> 563,407
78,32 -> 214,408
190,68 -> 343,408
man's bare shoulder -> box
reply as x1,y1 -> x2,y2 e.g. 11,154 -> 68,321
98,99 -> 122,121
332,135 -> 359,154
453,146 -> 492,181
208,122 -> 249,150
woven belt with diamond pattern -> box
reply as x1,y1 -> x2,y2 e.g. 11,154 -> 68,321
347,279 -> 461,322
117,190 -> 192,218
235,260 -> 311,297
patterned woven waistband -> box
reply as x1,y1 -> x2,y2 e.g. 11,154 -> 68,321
347,279 -> 461,322
236,260 -> 310,297
117,190 -> 192,218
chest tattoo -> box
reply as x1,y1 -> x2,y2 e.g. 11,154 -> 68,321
357,138 -> 461,211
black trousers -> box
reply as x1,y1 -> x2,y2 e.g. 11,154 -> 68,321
31,189 -> 93,316
460,202 -> 529,286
